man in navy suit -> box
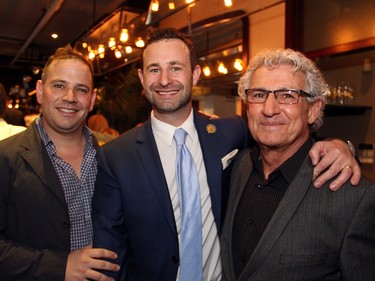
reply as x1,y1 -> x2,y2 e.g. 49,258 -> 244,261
92,28 -> 361,281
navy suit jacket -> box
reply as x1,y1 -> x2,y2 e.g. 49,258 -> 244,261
92,110 -> 249,281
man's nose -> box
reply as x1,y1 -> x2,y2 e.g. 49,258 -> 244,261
62,88 -> 77,102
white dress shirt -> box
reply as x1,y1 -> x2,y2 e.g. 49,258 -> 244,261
151,110 -> 222,281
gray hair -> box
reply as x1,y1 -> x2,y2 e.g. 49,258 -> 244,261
238,48 -> 327,131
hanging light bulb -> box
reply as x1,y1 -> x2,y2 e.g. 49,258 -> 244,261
108,37 -> 116,49
168,0 -> 175,9
185,0 -> 194,4
234,58 -> 243,71
151,0 -> 159,12
120,28 -> 129,43
98,44 -> 105,54
114,48 -> 122,59
135,37 -> 145,48
218,62 -> 228,74
202,66 -> 211,77
125,46 -> 133,54
224,0 -> 232,7
88,50 -> 96,60
82,42 -> 88,48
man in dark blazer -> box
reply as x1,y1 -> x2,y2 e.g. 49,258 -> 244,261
0,45 -> 118,281
93,110 -> 249,280
92,28 -> 361,281
220,48 -> 375,281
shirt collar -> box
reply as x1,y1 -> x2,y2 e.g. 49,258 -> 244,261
151,109 -> 196,146
36,115 -> 94,150
251,137 -> 313,186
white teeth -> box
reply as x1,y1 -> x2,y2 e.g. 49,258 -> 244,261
60,108 -> 76,113
159,91 -> 177,95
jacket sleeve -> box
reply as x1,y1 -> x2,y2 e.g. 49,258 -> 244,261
92,147 -> 127,280
339,179 -> 375,280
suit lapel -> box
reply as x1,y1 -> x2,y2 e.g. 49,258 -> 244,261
223,149 -> 253,281
136,120 -> 178,234
19,124 -> 67,207
238,157 -> 313,280
193,111 -> 223,228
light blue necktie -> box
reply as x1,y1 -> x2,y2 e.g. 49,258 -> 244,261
174,128 -> 203,281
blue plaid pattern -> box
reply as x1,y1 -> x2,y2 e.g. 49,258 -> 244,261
36,117 -> 97,250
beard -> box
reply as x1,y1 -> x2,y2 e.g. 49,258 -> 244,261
144,81 -> 193,114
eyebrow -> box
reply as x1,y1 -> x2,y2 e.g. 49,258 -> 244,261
146,60 -> 184,68
49,79 -> 91,89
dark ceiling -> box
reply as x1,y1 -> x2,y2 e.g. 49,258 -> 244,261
0,0 -> 246,95
0,0 -> 150,71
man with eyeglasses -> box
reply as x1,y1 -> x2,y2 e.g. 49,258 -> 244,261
220,48 -> 375,281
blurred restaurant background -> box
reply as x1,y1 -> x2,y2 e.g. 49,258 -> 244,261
0,0 -> 374,180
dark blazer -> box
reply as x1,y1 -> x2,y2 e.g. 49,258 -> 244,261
221,148 -> 375,281
92,110 -> 249,281
0,122 -> 70,281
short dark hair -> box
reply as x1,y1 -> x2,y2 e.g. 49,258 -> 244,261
41,44 -> 93,83
140,27 -> 197,71
0,83 -> 9,116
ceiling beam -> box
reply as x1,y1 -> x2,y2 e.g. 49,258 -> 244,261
10,0 -> 65,66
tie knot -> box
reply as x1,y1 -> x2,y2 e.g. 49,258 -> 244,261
174,128 -> 187,146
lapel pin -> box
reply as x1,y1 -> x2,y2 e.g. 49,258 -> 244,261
206,124 -> 216,134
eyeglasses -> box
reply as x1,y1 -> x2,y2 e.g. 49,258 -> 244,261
245,88 -> 312,104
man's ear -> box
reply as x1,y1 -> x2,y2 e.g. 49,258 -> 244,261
308,100 -> 323,125
137,69 -> 144,86
192,65 -> 201,86
36,80 -> 43,105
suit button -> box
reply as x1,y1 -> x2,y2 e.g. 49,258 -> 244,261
62,221 -> 70,229
172,256 -> 180,264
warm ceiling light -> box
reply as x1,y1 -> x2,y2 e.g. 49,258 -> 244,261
108,37 -> 116,49
185,0 -> 194,4
98,44 -> 105,54
125,46 -> 133,54
99,53 -> 105,59
32,67 -> 40,75
88,50 -> 96,60
224,0 -> 232,7
82,42 -> 88,48
114,49 -> 122,59
218,62 -> 228,74
202,66 -> 211,77
168,1 -> 175,9
135,37 -> 145,48
234,58 -> 243,71
120,28 -> 129,43
151,0 -> 159,12
51,33 -> 58,39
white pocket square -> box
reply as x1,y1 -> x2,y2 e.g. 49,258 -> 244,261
221,149 -> 239,170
